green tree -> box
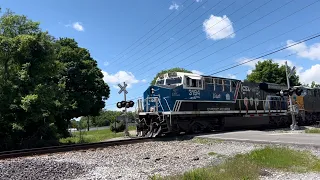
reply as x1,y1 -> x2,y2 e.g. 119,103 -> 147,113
246,60 -> 300,86
0,9 -> 61,147
54,37 -> 110,133
0,9 -> 110,150
151,67 -> 192,85
69,119 -> 78,129
311,81 -> 320,88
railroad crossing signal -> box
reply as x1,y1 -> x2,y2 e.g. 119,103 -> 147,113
116,82 -> 130,136
118,83 -> 128,94
276,87 -> 303,97
116,100 -> 134,108
116,82 -> 134,109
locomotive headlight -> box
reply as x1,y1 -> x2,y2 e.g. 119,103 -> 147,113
150,107 -> 155,112
280,90 -> 284,96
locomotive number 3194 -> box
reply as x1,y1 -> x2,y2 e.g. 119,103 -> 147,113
189,89 -> 200,96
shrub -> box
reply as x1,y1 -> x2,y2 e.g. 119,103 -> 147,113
110,121 -> 125,132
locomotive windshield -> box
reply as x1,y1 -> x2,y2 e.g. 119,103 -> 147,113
165,77 -> 182,85
156,79 -> 164,85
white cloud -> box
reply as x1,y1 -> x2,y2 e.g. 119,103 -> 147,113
104,61 -> 109,66
299,64 -> 320,84
286,40 -> 320,60
191,70 -> 203,75
72,22 -> 84,31
195,0 -> 202,2
112,85 -> 120,89
227,74 -> 236,79
169,2 -> 179,10
203,15 -> 235,40
74,117 -> 81,121
141,79 -> 147,83
102,70 -> 140,88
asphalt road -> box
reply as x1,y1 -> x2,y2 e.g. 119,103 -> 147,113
196,130 -> 320,147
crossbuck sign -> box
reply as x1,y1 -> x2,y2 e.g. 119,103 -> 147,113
118,82 -> 128,94
117,82 -> 129,136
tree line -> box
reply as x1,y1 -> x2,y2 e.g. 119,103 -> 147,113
69,110 -> 137,130
0,9 -> 110,150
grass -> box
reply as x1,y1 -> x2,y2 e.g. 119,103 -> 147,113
150,146 -> 320,180
59,125 -> 136,144
305,128 -> 320,134
247,146 -> 320,172
208,152 -> 217,156
208,152 -> 226,158
191,137 -> 224,145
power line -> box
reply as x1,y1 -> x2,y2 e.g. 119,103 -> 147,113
201,15 -> 320,75
211,32 -> 320,75
133,0 -> 288,77
105,32 -> 320,108
222,51 -> 303,79
121,0 -> 225,69
104,0 -> 319,108
123,0 -> 243,72
110,0 -> 196,66
138,0 -> 317,80
182,0 -> 317,69
106,0 -> 190,66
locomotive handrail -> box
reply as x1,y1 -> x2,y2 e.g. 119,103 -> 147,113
163,97 -> 171,111
236,98 -> 287,115
158,98 -> 165,112
140,97 -> 288,114
145,96 -> 163,113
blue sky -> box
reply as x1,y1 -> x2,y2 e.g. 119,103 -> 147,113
2,0 -> 320,111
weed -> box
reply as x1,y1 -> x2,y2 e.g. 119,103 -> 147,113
153,146 -> 320,180
305,128 -> 320,134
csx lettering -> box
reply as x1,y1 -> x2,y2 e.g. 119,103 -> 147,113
242,86 -> 250,92
189,89 -> 200,96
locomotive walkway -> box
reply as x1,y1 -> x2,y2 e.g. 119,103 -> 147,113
196,129 -> 320,147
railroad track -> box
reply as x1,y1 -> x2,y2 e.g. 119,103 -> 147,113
0,125 -> 302,160
0,137 -> 153,160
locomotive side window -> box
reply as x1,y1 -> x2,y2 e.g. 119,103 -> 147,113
205,77 -> 212,84
184,75 -> 203,90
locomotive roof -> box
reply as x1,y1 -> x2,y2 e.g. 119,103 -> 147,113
162,72 -> 240,81
201,75 -> 240,81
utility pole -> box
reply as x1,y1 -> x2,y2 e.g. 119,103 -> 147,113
118,82 -> 129,136
285,61 -> 298,130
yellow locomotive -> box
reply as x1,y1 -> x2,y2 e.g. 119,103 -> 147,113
292,86 -> 320,125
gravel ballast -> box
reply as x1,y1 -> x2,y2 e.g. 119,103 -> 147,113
1,137 -> 320,180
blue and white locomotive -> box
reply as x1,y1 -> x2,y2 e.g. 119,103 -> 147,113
135,72 -> 293,137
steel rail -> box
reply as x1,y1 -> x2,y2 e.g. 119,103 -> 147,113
0,137 -> 153,160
